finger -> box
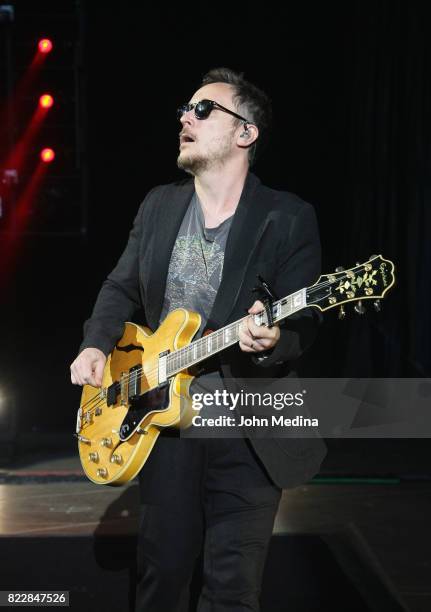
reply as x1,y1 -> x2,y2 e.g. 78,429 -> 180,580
253,337 -> 272,350
247,300 -> 264,314
239,340 -> 258,353
75,359 -> 96,387
93,358 -> 105,387
70,364 -> 84,386
238,322 -> 254,346
246,315 -> 280,351
238,327 -> 251,344
248,315 -> 279,339
240,318 -> 277,353
84,364 -> 100,388
239,327 -> 264,353
244,314 -> 269,340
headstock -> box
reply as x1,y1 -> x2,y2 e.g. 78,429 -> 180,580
306,255 -> 395,314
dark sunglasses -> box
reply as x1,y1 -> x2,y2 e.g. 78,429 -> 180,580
177,98 -> 251,124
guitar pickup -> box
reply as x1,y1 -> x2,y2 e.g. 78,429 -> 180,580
128,365 -> 141,400
106,382 -> 119,406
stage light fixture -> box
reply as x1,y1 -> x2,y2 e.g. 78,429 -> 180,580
40,148 -> 55,163
39,94 -> 54,109
38,38 -> 53,54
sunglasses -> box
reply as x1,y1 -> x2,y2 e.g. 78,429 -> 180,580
177,98 -> 251,125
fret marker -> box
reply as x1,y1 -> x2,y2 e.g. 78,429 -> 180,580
293,293 -> 302,308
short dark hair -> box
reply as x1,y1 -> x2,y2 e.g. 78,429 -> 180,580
200,67 -> 272,165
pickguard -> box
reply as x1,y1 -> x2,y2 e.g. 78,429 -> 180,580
118,381 -> 171,441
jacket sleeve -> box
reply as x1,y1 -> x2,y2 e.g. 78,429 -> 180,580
78,190 -> 153,356
252,201 -> 322,368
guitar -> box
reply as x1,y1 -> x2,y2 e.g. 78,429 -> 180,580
76,254 -> 395,485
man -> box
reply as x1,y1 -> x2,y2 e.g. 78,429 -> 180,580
70,68 -> 326,611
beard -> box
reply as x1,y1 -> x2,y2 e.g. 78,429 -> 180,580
177,132 -> 235,176
177,150 -> 211,175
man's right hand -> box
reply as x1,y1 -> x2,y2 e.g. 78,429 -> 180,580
70,347 -> 106,388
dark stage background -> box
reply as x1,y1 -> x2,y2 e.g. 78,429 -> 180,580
1,1 -> 430,470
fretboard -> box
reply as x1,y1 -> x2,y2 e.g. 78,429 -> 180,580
166,288 -> 307,377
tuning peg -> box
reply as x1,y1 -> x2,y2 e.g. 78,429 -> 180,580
338,305 -> 346,320
373,299 -> 381,312
335,266 -> 344,272
354,300 -> 366,315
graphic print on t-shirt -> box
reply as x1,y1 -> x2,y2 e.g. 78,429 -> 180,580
160,193 -> 233,335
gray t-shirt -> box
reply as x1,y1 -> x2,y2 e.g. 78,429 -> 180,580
160,192 -> 233,336
160,193 -> 234,418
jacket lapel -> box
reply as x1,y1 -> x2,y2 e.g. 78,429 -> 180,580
207,172 -> 270,328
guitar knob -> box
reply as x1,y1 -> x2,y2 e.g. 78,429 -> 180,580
338,305 -> 346,320
373,299 -> 381,312
335,266 -> 344,272
354,300 -> 366,315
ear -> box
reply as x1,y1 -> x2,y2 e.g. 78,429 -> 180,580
236,123 -> 259,149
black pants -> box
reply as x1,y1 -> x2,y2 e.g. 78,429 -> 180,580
135,434 -> 281,612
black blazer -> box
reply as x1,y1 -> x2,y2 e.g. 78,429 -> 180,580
81,172 -> 327,488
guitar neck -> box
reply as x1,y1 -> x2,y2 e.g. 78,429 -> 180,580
164,254 -> 397,377
166,288 -> 307,377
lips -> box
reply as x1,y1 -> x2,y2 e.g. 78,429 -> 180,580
179,133 -> 195,144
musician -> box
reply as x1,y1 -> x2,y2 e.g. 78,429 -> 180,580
70,68 -> 326,611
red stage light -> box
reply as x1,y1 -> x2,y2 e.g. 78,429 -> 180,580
40,148 -> 55,163
39,94 -> 54,109
38,39 -> 53,54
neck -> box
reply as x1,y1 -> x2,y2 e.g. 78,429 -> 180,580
194,159 -> 249,227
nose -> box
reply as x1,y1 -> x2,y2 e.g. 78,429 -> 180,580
180,108 -> 194,127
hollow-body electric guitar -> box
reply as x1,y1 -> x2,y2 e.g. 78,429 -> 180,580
76,255 -> 395,486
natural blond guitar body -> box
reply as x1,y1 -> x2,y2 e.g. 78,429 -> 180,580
78,308 -> 201,485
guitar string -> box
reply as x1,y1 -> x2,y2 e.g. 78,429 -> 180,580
78,268 -> 375,418
80,281 -> 324,411
78,271 -> 376,417
78,316 -> 247,412
80,257 -> 389,418
81,268 -> 368,408
78,288 -> 347,422
81,261 -> 384,409
78,300 -> 284,413
79,318 -> 246,414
